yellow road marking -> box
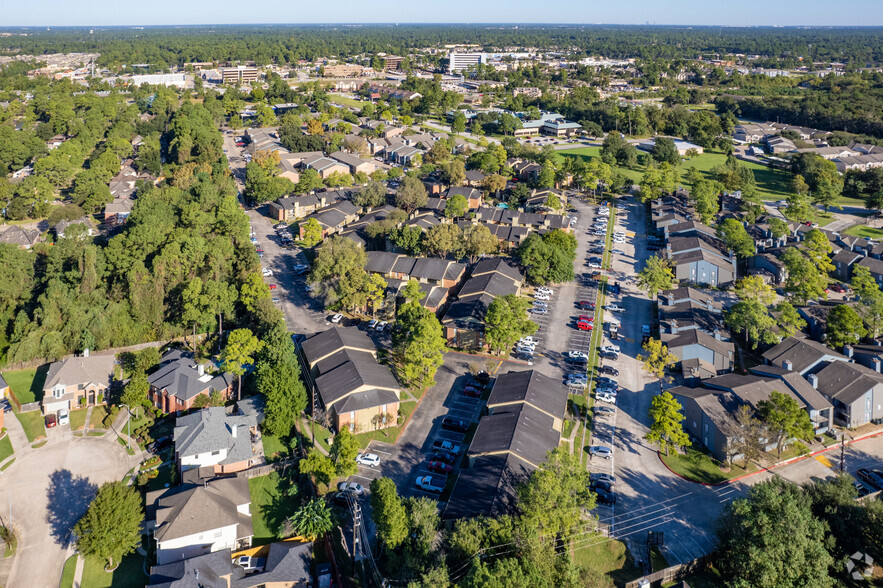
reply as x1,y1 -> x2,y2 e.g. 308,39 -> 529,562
815,454 -> 833,469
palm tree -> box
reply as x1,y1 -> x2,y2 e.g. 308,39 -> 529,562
281,499 -> 333,541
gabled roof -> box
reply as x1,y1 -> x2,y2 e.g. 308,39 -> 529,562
468,403 -> 559,467
232,541 -> 313,588
487,370 -> 567,420
659,286 -> 715,307
659,301 -> 724,334
670,248 -> 735,272
442,293 -> 494,328
151,476 -> 251,543
458,271 -> 519,299
471,257 -> 523,282
173,408 -> 257,463
148,548 -> 234,588
663,329 -> 734,357
301,326 -> 375,364
44,354 -> 115,391
365,251 -> 403,274
762,336 -> 847,374
148,351 -> 233,402
815,360 -> 883,405
443,454 -> 533,520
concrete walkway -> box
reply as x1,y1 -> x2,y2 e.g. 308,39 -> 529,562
4,412 -> 33,459
72,555 -> 84,588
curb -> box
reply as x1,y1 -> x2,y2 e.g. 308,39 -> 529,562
657,428 -> 883,487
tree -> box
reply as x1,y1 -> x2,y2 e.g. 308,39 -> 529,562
717,218 -> 755,259
803,229 -> 835,274
330,426 -> 359,477
424,223 -> 462,258
481,173 -> 507,198
404,496 -> 440,557
637,338 -> 677,379
222,328 -> 263,401
444,193 -> 469,219
716,478 -> 834,588
826,304 -> 867,349
283,498 -> 333,541
734,275 -> 776,305
758,390 -> 814,459
485,294 -> 537,354
395,176 -> 428,213
517,448 -> 594,537
645,391 -> 690,456
120,371 -> 149,416
296,169 -> 324,194
299,449 -> 336,487
726,299 -> 779,349
516,233 -> 576,285
393,302 -> 446,391
441,159 -> 466,186
451,111 -> 467,133
721,404 -> 767,467
785,190 -> 815,223
851,265 -> 881,301
73,482 -> 143,569
369,477 -> 408,549
651,137 -> 681,165
354,180 -> 386,208
256,337 -> 307,439
463,224 -> 498,263
768,217 -> 790,240
690,178 -> 722,224
637,254 -> 675,299
775,301 -> 807,338
782,247 -> 828,304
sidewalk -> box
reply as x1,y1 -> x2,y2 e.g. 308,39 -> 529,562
72,555 -> 84,588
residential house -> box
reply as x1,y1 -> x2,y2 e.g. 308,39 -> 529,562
512,161 -> 542,182
658,287 -> 718,309
667,230 -> 736,287
813,360 -> 883,428
831,250 -> 863,282
54,217 -> 95,239
301,154 -> 349,179
329,151 -> 378,175
148,350 -> 234,414
300,327 -> 401,433
445,186 -> 483,210
42,353 -> 114,415
364,251 -> 466,288
173,407 -> 258,474
269,192 -> 341,222
856,256 -> 883,286
464,169 -> 486,187
762,336 -> 849,375
835,153 -> 883,174
0,225 -> 40,249
662,329 -> 734,380
298,200 -> 360,239
445,370 -> 566,519
147,473 -> 253,565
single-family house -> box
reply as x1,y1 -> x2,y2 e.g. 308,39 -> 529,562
42,353 -> 115,415
0,225 -> 41,249
173,407 -> 258,474
148,350 -> 234,414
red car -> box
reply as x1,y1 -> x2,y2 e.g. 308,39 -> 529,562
427,461 -> 454,474
463,386 -> 482,398
256,247 -> 263,253
269,284 -> 277,290
45,414 -> 57,428
830,283 -> 848,293
577,320 -> 593,331
578,314 -> 594,322
578,301 -> 596,310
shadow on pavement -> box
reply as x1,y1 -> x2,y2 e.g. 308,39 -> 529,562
45,469 -> 98,545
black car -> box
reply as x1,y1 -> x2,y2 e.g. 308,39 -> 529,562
147,436 -> 173,454
608,282 -> 621,294
599,351 -> 619,360
594,486 -> 616,505
433,451 -> 457,465
599,365 -> 619,376
441,417 -> 468,433
595,376 -> 617,386
591,480 -> 614,493
856,468 -> 883,489
567,357 -> 589,366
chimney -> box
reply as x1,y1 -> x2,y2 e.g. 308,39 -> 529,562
671,319 -> 678,333
83,348 -> 90,357
714,329 -> 721,341
198,364 -> 205,377
783,359 -> 793,371
808,373 -> 819,389
874,357 -> 882,374
844,345 -> 854,359
230,424 -> 237,438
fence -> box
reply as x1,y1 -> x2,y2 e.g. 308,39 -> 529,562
624,556 -> 708,588
5,387 -> 40,413
238,457 -> 298,479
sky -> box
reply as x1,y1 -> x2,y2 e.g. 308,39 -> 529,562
4,0 -> 883,27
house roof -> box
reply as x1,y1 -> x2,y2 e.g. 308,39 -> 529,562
232,541 -> 313,588
442,293 -> 494,329
301,327 -> 375,364
659,301 -> 723,334
762,336 -> 847,374
471,258 -> 523,282
0,225 -> 40,247
151,476 -> 252,543
365,251 -> 403,274
857,256 -> 883,276
0,374 -> 7,389
487,370 -> 567,420
411,258 -> 465,282
468,403 -> 560,467
662,329 -> 734,357
314,357 -> 400,407
815,360 -> 883,405
44,354 -> 115,391
443,454 -> 534,519
659,286 -> 714,307
147,548 -> 235,588
702,373 -> 806,411
458,272 -> 519,300
670,248 -> 735,272
148,351 -> 233,402
173,408 -> 257,464
668,233 -> 731,260
333,388 -> 400,414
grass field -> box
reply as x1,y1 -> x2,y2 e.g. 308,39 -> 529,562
89,405 -> 113,429
81,553 -> 146,588
660,444 -> 757,484
2,367 -> 46,404
352,399 -> 417,447
0,435 -> 13,462
261,433 -> 291,461
15,411 -> 45,442
59,555 -> 78,588
249,472 -> 299,545
69,408 -> 88,431
573,537 -> 643,583
844,224 -> 883,239
328,95 -> 365,109
556,148 -> 793,201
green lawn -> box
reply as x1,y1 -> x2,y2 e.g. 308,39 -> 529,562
660,444 -> 757,484
69,408 -> 88,431
556,148 -> 793,201
2,367 -> 47,405
81,553 -> 146,588
328,95 -> 365,109
59,555 -> 78,588
249,472 -> 300,545
15,411 -> 45,442
89,405 -> 113,429
573,537 -> 643,584
352,400 -> 417,447
0,435 -> 13,462
261,433 -> 291,461
843,224 -> 883,239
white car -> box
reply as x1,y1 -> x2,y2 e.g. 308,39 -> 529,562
519,336 -> 541,345
589,446 -> 613,459
367,319 -> 379,330
587,261 -> 601,269
611,249 -> 625,255
262,269 -> 273,277
536,287 -> 552,295
606,304 -> 625,312
601,344 -> 621,354
356,453 -> 381,467
613,237 -> 626,244
568,350 -> 588,360
331,313 -> 343,324
376,320 -> 388,332
531,307 -> 548,314
597,393 -> 617,404
338,481 -> 365,495
534,294 -> 550,301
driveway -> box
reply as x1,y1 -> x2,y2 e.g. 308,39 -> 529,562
0,424 -> 139,588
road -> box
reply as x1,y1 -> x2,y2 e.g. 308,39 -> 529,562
0,419 -> 140,588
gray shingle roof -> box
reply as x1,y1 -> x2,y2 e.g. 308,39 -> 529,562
148,548 -> 234,588
173,407 -> 257,464
150,476 -> 252,543
762,336 -> 847,374
468,403 -> 560,467
815,360 -> 883,405
232,541 -> 313,588
148,351 -> 233,403
44,354 -> 115,391
301,327 -> 375,365
487,370 -> 568,420
443,454 -> 533,520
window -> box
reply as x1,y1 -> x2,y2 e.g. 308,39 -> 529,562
77,384 -> 85,391
53,385 -> 65,399
212,450 -> 221,456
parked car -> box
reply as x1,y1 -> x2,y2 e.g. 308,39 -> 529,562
600,351 -> 619,360
235,555 -> 266,574
594,405 -> 615,416
596,376 -> 617,386
57,408 -> 70,426
433,440 -> 461,455
519,336 -> 541,345
262,269 -> 273,277
568,350 -> 588,360
415,476 -> 444,494
331,313 -> 344,324
589,446 -> 613,460
597,392 -> 617,404
272,297 -> 280,304
577,320 -> 593,331
427,461 -> 454,474
530,307 -> 548,314
441,417 -> 469,432
268,284 -> 277,290
606,303 -> 625,312
147,437 -> 173,454
830,283 -> 848,293
599,365 -> 619,376
590,472 -> 616,485
534,293 -> 550,301
856,468 -> 883,489
433,451 -> 457,465
601,344 -> 621,354
356,453 -> 381,467
578,301 -> 596,310
337,482 -> 365,495
463,385 -> 482,398
594,486 -> 616,505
